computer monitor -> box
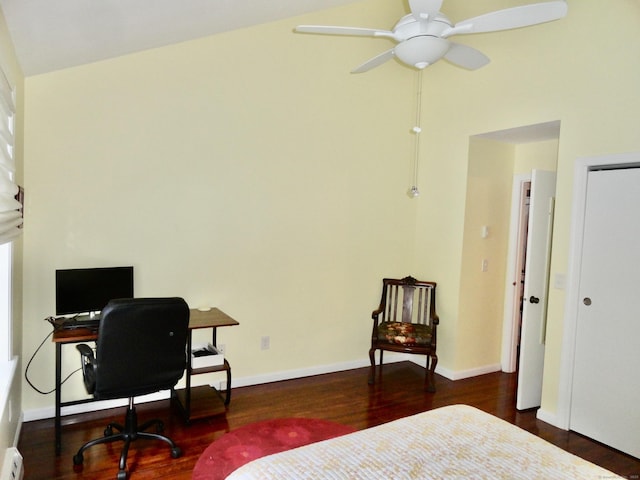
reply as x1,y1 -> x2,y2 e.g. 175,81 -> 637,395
55,266 -> 134,316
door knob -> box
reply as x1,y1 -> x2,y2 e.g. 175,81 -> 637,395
529,296 -> 540,304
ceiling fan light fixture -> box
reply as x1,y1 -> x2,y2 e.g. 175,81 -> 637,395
294,0 -> 568,74
394,36 -> 450,70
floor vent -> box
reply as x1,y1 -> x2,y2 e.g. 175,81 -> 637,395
1,448 -> 23,480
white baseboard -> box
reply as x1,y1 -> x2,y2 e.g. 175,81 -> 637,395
22,390 -> 171,422
22,356 -> 501,421
406,357 -> 501,381
536,407 -> 565,430
219,358 -> 372,390
446,363 -> 502,380
23,358 -> 377,421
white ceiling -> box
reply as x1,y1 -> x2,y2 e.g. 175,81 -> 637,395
475,120 -> 561,144
0,0 -> 362,76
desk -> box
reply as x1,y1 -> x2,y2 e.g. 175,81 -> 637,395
52,307 -> 239,455
173,308 -> 239,423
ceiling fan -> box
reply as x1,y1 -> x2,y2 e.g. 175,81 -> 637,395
295,0 -> 568,73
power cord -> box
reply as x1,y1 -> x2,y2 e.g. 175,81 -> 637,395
24,317 -> 82,395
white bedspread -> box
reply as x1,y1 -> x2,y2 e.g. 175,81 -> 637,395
226,404 -> 621,479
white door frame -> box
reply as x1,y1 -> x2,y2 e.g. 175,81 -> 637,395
556,151 -> 640,429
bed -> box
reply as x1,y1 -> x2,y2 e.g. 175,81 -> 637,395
225,404 -> 621,479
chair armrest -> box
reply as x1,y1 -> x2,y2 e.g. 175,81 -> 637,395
76,343 -> 97,394
431,314 -> 439,347
371,306 -> 384,327
76,343 -> 94,358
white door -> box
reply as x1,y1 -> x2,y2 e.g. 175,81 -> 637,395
569,168 -> 640,459
516,170 -> 556,410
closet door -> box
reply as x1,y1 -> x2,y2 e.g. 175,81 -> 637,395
569,168 -> 640,459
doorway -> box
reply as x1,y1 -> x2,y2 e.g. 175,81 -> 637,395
465,121 -> 559,408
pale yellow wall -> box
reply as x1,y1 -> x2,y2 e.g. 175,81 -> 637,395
515,139 -> 559,175
17,0 -> 640,421
455,137 -> 558,375
413,0 -> 640,416
457,137 -> 513,372
0,3 -> 24,452
20,0 -> 420,411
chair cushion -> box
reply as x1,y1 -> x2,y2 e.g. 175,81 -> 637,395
377,322 -> 432,346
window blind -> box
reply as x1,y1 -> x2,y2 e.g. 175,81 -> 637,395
0,64 -> 21,245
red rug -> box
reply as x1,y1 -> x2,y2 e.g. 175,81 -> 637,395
192,417 -> 356,479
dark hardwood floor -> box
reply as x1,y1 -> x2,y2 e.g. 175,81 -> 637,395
19,362 -> 640,479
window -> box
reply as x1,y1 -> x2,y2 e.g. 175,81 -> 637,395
0,61 -> 18,421
0,63 -> 20,245
0,60 -> 18,362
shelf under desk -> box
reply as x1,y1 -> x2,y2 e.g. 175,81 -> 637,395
174,309 -> 238,423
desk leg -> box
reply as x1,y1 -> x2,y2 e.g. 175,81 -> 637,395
225,360 -> 231,406
55,342 -> 62,455
184,332 -> 192,421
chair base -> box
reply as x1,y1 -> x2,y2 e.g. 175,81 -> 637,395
368,348 -> 438,393
72,398 -> 182,480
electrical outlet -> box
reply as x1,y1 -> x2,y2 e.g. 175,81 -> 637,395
261,336 -> 270,350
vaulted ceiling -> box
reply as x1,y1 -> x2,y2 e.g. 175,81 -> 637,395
0,0 -> 361,76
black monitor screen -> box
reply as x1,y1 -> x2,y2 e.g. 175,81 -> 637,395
55,266 -> 134,316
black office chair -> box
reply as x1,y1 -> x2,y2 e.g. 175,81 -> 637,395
72,297 -> 190,480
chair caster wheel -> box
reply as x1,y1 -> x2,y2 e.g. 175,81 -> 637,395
171,447 -> 182,459
117,469 -> 128,480
72,453 -> 84,465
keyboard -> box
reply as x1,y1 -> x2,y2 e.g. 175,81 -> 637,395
60,314 -> 101,330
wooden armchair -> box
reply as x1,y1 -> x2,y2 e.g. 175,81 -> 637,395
368,276 -> 439,392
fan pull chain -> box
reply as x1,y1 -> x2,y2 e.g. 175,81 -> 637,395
408,69 -> 423,198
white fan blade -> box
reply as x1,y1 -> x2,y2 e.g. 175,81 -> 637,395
444,1 -> 568,37
295,25 -> 394,39
444,43 -> 490,70
409,0 -> 443,19
351,49 -> 395,74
